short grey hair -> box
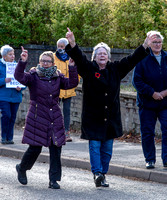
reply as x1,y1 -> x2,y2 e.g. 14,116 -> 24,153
147,30 -> 164,41
0,45 -> 14,57
57,38 -> 69,47
91,42 -> 111,61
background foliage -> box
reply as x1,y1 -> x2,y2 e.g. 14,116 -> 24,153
0,0 -> 167,49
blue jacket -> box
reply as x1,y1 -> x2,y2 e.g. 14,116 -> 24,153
132,49 -> 167,109
0,59 -> 23,103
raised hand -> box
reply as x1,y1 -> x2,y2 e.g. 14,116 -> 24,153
69,58 -> 75,66
143,34 -> 158,49
21,46 -> 28,62
66,27 -> 76,48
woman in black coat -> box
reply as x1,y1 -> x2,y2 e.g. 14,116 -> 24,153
65,28 -> 156,187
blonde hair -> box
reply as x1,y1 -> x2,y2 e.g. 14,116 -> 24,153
39,51 -> 55,63
91,42 -> 111,61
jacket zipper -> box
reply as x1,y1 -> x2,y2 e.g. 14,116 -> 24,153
35,103 -> 38,118
65,61 -> 68,97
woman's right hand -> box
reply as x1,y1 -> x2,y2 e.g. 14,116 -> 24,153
66,27 -> 76,48
21,46 -> 28,62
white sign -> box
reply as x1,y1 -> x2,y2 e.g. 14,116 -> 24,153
6,62 -> 26,88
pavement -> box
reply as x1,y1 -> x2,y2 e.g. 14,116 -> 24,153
0,128 -> 167,184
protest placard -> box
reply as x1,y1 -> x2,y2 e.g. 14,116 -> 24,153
6,62 -> 26,88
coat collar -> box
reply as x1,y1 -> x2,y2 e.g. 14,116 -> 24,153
30,67 -> 60,78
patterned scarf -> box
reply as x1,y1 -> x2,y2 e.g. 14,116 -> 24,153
36,64 -> 57,78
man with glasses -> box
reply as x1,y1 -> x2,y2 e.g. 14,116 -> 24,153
133,31 -> 167,169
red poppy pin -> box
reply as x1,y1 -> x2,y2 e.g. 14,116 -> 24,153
95,72 -> 101,79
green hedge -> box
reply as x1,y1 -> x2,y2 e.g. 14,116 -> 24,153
0,0 -> 167,49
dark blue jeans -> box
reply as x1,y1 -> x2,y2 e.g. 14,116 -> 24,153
139,108 -> 167,164
0,101 -> 20,142
89,139 -> 113,174
19,143 -> 62,182
60,97 -> 71,132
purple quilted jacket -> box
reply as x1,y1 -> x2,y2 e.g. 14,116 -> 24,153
14,60 -> 78,147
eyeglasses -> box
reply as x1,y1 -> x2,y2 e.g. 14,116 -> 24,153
152,41 -> 162,45
40,60 -> 53,64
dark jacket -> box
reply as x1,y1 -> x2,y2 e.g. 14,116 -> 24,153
132,49 -> 167,110
65,44 -> 148,141
14,60 -> 78,147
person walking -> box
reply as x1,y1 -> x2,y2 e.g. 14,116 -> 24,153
65,28 -> 155,187
14,46 -> 78,189
132,31 -> 167,169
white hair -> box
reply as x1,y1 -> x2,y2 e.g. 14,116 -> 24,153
91,42 -> 111,61
57,38 -> 69,47
147,30 -> 164,40
0,45 -> 14,57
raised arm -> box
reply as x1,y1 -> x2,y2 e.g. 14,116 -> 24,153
20,46 -> 28,62
14,47 -> 31,86
116,34 -> 158,79
65,28 -> 92,78
60,58 -> 78,90
66,27 -> 76,48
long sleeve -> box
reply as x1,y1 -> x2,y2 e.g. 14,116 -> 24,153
60,65 -> 78,90
65,44 -> 92,78
132,62 -> 154,97
116,45 -> 149,80
14,59 -> 32,86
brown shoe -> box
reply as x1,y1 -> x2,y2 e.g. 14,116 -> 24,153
66,132 -> 72,142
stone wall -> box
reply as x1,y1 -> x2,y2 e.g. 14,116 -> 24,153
3,44 -> 160,135
16,85 -> 161,136
120,91 -> 161,135
12,44 -> 134,84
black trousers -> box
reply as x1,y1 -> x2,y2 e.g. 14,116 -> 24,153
19,143 -> 62,182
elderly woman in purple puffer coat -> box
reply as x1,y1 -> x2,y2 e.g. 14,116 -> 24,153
14,46 -> 78,189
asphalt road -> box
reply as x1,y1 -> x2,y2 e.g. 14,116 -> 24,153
0,156 -> 167,200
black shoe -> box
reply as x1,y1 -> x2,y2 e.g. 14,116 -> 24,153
101,175 -> 109,187
6,140 -> 14,144
49,181 -> 60,189
163,162 -> 167,167
146,162 -> 155,169
94,173 -> 104,187
16,164 -> 27,185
